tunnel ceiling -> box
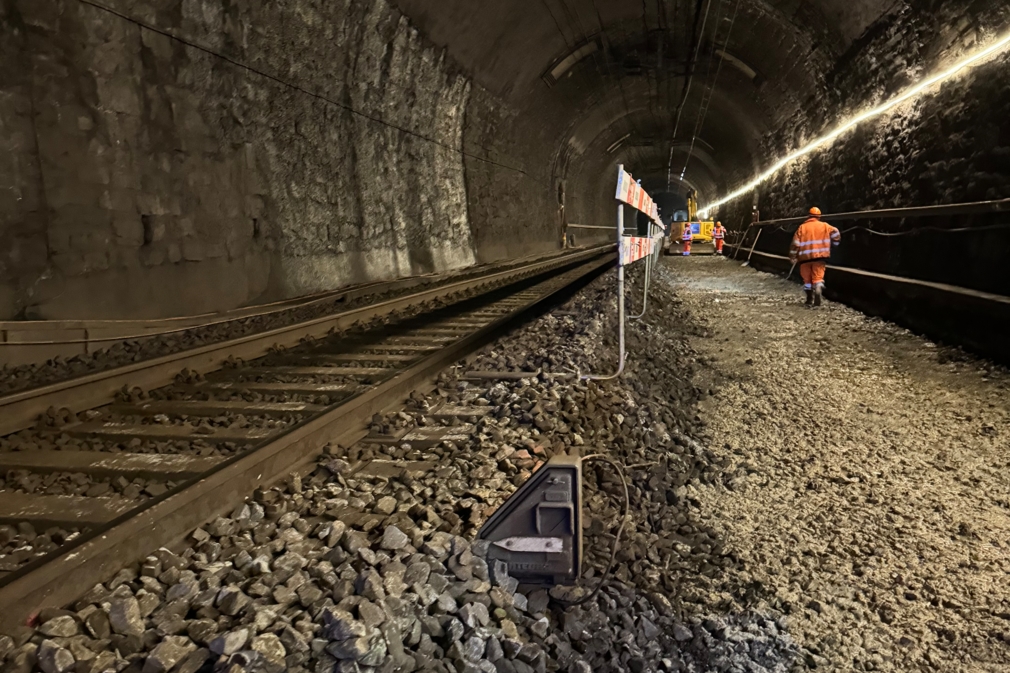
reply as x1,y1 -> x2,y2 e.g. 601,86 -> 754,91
391,0 -> 898,202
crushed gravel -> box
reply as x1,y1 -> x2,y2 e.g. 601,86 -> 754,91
1,262 -> 808,673
665,255 -> 1010,672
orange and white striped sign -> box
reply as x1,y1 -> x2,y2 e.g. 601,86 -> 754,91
620,234 -> 664,265
616,167 -> 663,228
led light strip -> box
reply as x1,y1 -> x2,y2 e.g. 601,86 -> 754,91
700,31 -> 1010,216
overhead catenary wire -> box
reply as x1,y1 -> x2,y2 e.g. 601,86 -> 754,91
588,0 -> 645,144
75,0 -> 529,176
764,220 -> 1010,237
679,0 -> 742,181
667,0 -> 713,188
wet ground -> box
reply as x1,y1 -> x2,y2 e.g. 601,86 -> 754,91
663,255 -> 1010,673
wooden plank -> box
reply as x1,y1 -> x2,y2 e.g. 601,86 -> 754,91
399,424 -> 475,449
354,460 -> 438,478
309,353 -> 417,363
356,344 -> 437,353
0,452 -> 224,478
426,404 -> 494,420
374,336 -> 454,344
410,327 -> 472,335
365,424 -> 415,445
430,321 -> 488,328
0,492 -> 135,527
110,400 -> 325,418
189,381 -> 359,395
225,366 -> 390,377
67,422 -> 272,444
464,370 -> 541,381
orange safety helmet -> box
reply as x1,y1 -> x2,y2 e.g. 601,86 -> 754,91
809,206 -> 822,217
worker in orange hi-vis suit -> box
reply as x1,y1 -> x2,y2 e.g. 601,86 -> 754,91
681,224 -> 693,256
713,221 -> 726,254
790,207 -> 841,307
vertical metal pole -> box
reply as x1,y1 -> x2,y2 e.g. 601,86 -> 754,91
583,202 -> 625,381
732,223 -> 753,260
745,228 -> 763,265
630,220 -> 652,321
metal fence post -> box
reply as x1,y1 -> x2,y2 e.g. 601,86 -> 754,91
582,201 -> 626,381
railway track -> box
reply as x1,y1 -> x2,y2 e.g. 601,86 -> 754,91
0,245 -> 614,635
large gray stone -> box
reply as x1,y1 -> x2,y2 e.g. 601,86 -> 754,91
107,596 -> 144,636
38,615 -> 79,638
37,640 -> 75,673
142,636 -> 196,673
209,628 -> 249,656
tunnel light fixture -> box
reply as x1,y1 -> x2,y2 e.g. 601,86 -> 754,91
715,49 -> 758,80
607,134 -> 631,154
543,39 -> 601,87
700,30 -> 1010,213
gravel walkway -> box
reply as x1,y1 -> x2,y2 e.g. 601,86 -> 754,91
10,257 -> 1005,673
664,256 -> 1010,673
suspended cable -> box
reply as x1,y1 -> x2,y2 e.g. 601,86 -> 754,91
538,0 -> 575,49
679,0 -> 741,181
667,0 -> 713,188
589,0 -> 643,143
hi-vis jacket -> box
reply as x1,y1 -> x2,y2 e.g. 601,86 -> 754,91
682,226 -> 693,241
713,225 -> 726,239
790,218 -> 840,263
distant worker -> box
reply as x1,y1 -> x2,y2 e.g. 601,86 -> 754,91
681,223 -> 693,256
713,221 -> 726,255
790,207 -> 841,307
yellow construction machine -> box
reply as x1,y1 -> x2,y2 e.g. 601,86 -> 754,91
667,191 -> 715,254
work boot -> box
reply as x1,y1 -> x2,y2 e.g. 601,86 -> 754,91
805,290 -> 814,306
813,287 -> 823,307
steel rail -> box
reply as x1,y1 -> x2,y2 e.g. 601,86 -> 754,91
751,197 -> 1010,227
0,246 -> 614,437
0,250 -> 569,349
0,251 -> 615,636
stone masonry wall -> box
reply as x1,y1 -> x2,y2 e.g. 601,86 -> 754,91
0,1 -> 49,319
733,0 -> 1010,296
0,0 -> 555,320
462,86 -> 561,264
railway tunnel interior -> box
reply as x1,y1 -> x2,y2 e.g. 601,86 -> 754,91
5,2 -> 1010,672
4,0 -> 1010,334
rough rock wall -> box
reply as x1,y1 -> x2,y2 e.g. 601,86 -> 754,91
0,1 -> 49,319
738,1 -> 1010,295
0,0 -> 529,320
462,87 -> 561,264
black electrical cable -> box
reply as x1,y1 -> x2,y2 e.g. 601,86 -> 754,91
74,0 -> 529,176
839,221 -> 1010,236
679,0 -> 741,180
769,221 -> 1010,237
554,454 -> 630,608
667,0 -> 713,188
589,0 -> 643,142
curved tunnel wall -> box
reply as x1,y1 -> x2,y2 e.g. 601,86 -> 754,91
719,2 -> 1010,358
0,0 -> 561,320
4,0 -> 1009,330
